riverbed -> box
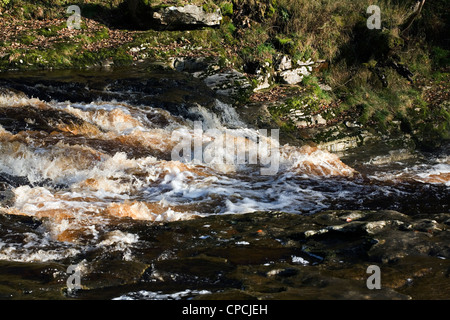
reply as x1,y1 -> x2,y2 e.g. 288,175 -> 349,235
0,67 -> 448,299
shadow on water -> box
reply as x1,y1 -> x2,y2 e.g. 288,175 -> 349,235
0,65 -> 220,121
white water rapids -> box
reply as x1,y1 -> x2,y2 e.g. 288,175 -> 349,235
0,88 -> 448,263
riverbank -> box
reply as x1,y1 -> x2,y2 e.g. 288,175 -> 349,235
1,0 -> 449,152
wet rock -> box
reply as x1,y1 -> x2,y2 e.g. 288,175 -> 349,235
0,105 -> 88,135
0,212 -> 43,237
368,149 -> 419,165
0,173 -> 31,189
203,69 -> 251,96
1,209 -> 448,299
411,219 -> 442,233
0,87 -> 28,100
79,260 -> 148,290
0,183 -> 15,208
0,173 -> 36,207
319,135 -> 364,153
0,68 -> 218,121
224,263 -> 411,300
266,268 -> 298,278
0,260 -> 67,299
147,255 -> 235,284
171,56 -> 214,73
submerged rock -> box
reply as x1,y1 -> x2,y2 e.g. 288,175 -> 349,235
0,209 -> 448,299
0,183 -> 15,208
101,211 -> 450,299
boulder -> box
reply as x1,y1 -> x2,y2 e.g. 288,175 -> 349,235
168,57 -> 251,97
153,5 -> 222,28
253,72 -> 272,91
274,55 -> 292,72
312,114 -> 327,126
203,69 -> 251,96
278,67 -> 311,85
170,56 -> 214,73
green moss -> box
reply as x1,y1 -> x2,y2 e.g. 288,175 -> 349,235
91,27 -> 110,42
202,0 -> 219,13
19,34 -> 37,45
357,103 -> 371,125
272,35 -> 296,55
256,42 -> 276,61
373,109 -> 389,132
431,46 -> 450,69
267,83 -> 332,135
37,24 -> 66,37
302,76 -> 331,102
219,1 -> 233,16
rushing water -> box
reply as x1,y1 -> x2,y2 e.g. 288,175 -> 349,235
0,67 -> 448,299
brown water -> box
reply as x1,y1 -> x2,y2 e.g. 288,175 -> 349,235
0,67 -> 448,300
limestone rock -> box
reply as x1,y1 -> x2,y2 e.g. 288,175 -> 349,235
274,55 -> 292,72
253,72 -> 272,91
203,69 -> 251,96
312,114 -> 327,126
167,56 -> 251,97
171,56 -> 214,73
153,5 -> 222,28
319,83 -> 332,91
278,67 -> 311,85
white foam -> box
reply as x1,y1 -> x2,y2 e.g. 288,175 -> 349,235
99,230 -> 139,261
0,95 -> 369,250
112,289 -> 212,300
369,161 -> 450,186
0,91 -> 43,108
291,255 -> 310,265
0,244 -> 80,263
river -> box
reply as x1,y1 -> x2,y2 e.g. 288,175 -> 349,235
0,66 -> 448,300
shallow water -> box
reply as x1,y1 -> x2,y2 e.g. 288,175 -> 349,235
0,67 -> 448,299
